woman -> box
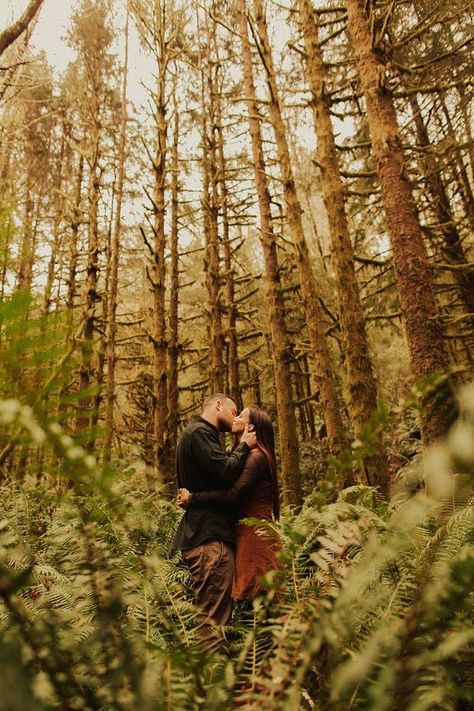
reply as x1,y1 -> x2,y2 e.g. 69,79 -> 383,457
177,406 -> 282,601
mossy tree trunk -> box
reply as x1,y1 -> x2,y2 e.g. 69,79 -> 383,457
297,0 -> 388,495
345,0 -> 455,444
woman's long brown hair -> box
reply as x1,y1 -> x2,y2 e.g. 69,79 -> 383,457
248,407 -> 280,520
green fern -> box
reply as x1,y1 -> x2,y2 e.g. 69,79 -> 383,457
0,298 -> 473,710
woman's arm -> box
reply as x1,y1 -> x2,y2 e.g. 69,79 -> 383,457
178,450 -> 264,507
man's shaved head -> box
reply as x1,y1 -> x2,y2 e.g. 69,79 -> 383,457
201,393 -> 237,432
202,392 -> 230,409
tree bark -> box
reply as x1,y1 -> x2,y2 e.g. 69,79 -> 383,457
16,176 -> 35,292
150,34 -> 169,489
217,118 -> 241,409
104,13 -> 129,465
131,0 -> 186,490
252,0 -> 349,482
65,152 -> 83,340
237,0 -> 301,505
211,11 -> 242,409
345,0 -> 455,444
409,94 -> 474,319
77,108 -> 101,442
199,11 -> 225,394
71,5 -> 116,448
297,0 -> 388,495
42,115 -> 67,317
163,97 -> 180,483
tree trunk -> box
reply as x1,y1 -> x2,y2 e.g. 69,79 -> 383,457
302,354 -> 316,440
216,110 -> 241,409
131,0 -> 187,491
104,13 -> 129,465
237,0 -> 301,505
150,66 -> 169,489
42,118 -> 67,317
345,0 -> 455,444
409,94 -> 474,319
252,0 -> 350,483
65,153 -> 83,340
163,98 -> 180,484
436,93 -> 474,227
0,213 -> 13,305
297,0 -> 388,495
210,7 -> 242,407
199,12 -> 225,394
16,176 -> 35,291
77,121 -> 101,443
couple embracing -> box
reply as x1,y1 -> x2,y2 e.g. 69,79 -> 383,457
171,393 -> 282,626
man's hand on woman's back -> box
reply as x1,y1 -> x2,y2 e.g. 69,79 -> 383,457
177,488 -> 191,508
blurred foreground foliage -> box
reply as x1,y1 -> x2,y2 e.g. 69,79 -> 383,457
0,294 -> 473,710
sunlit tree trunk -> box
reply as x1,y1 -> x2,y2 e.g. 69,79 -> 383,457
104,13 -> 129,465
217,116 -> 240,408
16,177 -> 35,292
198,10 -> 225,393
296,0 -> 388,495
211,10 -> 241,408
220,134 -> 241,409
70,0 -> 115,446
0,213 -> 13,304
237,0 -> 301,505
345,0 -> 455,444
150,36 -> 169,488
131,0 -> 187,490
252,0 -> 349,478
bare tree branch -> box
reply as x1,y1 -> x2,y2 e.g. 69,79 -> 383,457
0,0 -> 45,58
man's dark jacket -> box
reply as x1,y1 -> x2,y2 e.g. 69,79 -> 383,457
171,416 -> 249,551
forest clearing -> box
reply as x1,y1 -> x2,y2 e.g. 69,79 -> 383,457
0,0 -> 473,709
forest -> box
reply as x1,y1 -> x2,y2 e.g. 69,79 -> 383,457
0,0 -> 473,708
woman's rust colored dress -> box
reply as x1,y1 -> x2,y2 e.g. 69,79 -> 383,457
190,448 -> 282,600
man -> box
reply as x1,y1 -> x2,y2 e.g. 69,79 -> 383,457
172,393 -> 256,625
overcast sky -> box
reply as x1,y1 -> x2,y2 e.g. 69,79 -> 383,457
0,0 -> 320,149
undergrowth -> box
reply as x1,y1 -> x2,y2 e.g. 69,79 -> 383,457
0,294 -> 472,710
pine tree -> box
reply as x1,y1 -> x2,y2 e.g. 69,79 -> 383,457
345,0 -> 456,444
237,0 -> 301,504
